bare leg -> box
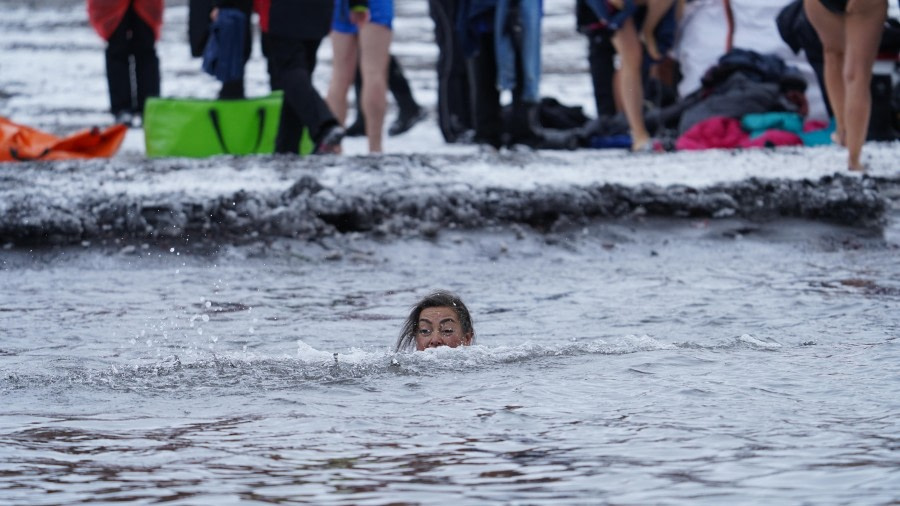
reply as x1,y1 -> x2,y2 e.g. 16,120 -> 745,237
641,0 -> 676,61
358,22 -> 392,153
842,0 -> 886,170
611,18 -> 650,151
326,31 -> 359,127
805,0 -> 847,147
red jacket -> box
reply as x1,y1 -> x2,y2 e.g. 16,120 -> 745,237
253,0 -> 270,33
87,0 -> 164,41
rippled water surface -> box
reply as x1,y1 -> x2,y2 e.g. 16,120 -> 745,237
2,219 -> 899,504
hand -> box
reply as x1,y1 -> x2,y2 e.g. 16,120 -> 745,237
210,7 -> 219,22
349,8 -> 370,26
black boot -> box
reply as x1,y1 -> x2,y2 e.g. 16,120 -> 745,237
508,100 -> 543,147
388,106 -> 427,136
345,115 -> 366,137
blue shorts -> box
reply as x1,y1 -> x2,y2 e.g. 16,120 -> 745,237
332,0 -> 393,33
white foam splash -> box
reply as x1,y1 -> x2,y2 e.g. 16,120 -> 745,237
736,333 -> 783,350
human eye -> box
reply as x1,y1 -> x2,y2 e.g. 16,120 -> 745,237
441,328 -> 455,336
418,328 -> 431,336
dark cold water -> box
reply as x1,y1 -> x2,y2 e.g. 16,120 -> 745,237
2,217 -> 899,504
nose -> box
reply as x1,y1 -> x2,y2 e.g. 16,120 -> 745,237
426,334 -> 447,348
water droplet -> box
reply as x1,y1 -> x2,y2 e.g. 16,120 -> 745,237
169,247 -> 175,253
249,327 -> 255,334
205,301 -> 212,308
201,314 -> 210,322
197,328 -> 203,335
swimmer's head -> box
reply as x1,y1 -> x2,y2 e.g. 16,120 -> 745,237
396,290 -> 474,352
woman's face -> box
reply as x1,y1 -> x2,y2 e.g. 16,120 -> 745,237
415,306 -> 473,351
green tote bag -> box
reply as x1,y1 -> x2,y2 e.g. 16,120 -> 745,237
143,92 -> 312,157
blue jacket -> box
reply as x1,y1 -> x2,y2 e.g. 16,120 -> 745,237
202,8 -> 247,82
457,0 -> 497,57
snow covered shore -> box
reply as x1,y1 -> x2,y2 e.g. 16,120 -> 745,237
0,0 -> 898,248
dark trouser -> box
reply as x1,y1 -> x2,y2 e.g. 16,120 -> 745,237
267,35 -> 337,154
105,6 -> 160,116
469,32 -> 502,149
429,0 -> 474,142
351,55 -> 419,123
586,31 -> 617,117
260,33 -> 282,92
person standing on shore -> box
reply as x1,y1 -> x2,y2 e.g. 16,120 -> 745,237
803,0 -> 888,171
344,54 -> 427,138
326,0 -> 392,153
429,0 -> 475,143
580,0 -> 678,152
265,0 -> 359,155
459,0 -> 545,150
86,0 -> 163,127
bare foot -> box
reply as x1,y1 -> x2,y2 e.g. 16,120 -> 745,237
830,130 -> 845,146
631,137 -> 654,153
643,30 -> 661,61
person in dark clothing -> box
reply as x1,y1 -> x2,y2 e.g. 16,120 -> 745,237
459,0 -> 544,150
266,0 -> 366,154
87,0 -> 163,127
429,0 -> 475,143
345,55 -> 427,137
576,0 -> 617,117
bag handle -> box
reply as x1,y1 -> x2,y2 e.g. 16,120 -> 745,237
208,106 -> 268,155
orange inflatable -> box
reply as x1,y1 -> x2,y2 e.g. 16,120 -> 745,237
0,117 -> 128,162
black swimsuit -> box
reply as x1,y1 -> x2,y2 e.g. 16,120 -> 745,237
819,0 -> 848,14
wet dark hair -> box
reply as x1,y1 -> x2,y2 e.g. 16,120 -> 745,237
395,290 -> 475,352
